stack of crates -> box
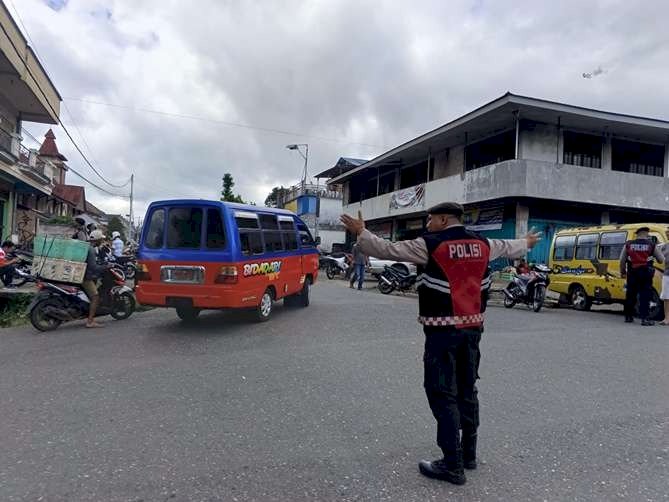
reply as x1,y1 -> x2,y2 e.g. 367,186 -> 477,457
32,236 -> 89,284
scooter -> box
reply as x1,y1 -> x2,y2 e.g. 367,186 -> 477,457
108,254 -> 137,280
29,267 -> 136,332
377,264 -> 417,294
323,254 -> 351,280
503,263 -> 551,312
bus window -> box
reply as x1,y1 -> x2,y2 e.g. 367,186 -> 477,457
283,231 -> 298,250
264,231 -> 284,252
297,221 -> 315,248
259,214 -> 279,230
553,235 -> 576,261
145,208 -> 165,249
167,207 -> 203,249
206,208 -> 226,249
599,232 -> 626,259
575,233 -> 598,260
240,231 -> 264,256
235,211 -> 260,229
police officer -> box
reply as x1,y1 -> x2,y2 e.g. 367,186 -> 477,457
620,227 -> 664,326
341,203 -> 540,485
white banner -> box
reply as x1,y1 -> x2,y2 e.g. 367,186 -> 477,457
389,184 -> 425,210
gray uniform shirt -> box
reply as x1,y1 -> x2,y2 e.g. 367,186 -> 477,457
661,244 -> 669,276
356,225 -> 528,265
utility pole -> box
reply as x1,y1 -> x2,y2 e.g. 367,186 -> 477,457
129,173 -> 134,240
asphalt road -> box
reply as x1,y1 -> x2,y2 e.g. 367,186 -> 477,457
0,281 -> 667,502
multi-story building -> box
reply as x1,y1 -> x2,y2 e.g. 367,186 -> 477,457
277,157 -> 367,252
0,1 -> 62,243
330,93 -> 669,264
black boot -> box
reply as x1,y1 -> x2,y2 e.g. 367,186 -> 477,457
641,319 -> 655,326
462,432 -> 477,470
418,450 -> 466,485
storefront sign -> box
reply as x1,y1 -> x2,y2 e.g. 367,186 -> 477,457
367,221 -> 392,239
463,206 -> 504,231
389,184 -> 425,210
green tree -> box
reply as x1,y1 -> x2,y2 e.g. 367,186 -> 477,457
264,186 -> 289,208
107,216 -> 127,241
220,173 -> 245,203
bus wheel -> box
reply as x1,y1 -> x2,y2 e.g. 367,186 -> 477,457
570,285 -> 591,311
176,306 -> 200,322
256,289 -> 274,322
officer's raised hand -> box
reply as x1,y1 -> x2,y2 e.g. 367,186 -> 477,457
525,230 -> 542,249
341,210 -> 366,236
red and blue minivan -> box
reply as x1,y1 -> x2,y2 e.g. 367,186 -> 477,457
135,200 -> 319,321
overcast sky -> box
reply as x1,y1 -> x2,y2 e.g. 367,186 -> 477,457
7,0 -> 669,219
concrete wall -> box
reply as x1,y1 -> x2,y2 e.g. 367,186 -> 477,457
444,145 -> 464,178
343,159 -> 669,219
519,122 -> 559,163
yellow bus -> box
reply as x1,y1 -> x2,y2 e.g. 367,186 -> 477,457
548,223 -> 667,320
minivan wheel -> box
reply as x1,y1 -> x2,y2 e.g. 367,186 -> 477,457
299,279 -> 311,307
570,285 -> 591,311
641,289 -> 663,321
256,289 -> 273,322
176,306 -> 200,322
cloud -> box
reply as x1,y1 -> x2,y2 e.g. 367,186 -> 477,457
10,0 -> 669,221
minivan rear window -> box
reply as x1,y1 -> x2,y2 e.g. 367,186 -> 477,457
167,207 -> 203,249
206,208 -> 226,249
145,208 -> 165,249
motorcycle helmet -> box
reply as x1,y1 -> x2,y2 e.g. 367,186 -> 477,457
89,230 -> 106,242
112,231 -> 121,239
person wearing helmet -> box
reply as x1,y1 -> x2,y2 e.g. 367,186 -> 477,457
82,230 -> 110,328
111,231 -> 125,258
72,217 -> 88,241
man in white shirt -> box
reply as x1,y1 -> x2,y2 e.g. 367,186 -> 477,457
111,231 -> 124,258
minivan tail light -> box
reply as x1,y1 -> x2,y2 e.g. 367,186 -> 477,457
136,263 -> 152,282
215,266 -> 238,284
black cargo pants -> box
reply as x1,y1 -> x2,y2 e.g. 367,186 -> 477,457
423,326 -> 481,454
624,266 -> 653,319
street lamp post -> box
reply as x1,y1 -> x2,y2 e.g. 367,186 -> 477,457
286,143 -> 318,240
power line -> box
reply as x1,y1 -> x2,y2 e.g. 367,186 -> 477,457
2,2 -> 132,190
64,97 -> 384,149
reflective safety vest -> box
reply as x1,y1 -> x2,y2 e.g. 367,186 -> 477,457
417,227 -> 491,329
625,238 -> 655,270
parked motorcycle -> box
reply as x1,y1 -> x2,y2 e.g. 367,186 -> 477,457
502,263 -> 551,312
109,254 -> 137,280
6,251 -> 33,287
377,264 -> 417,294
29,267 -> 136,332
323,254 -> 351,280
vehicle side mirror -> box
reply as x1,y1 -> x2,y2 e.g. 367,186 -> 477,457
315,236 -> 321,245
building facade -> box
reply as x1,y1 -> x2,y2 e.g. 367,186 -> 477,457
330,93 -> 669,265
0,1 -> 63,244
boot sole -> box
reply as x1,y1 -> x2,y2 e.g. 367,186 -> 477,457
418,464 -> 466,485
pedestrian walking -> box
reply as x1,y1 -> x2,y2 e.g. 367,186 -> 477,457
620,227 -> 664,326
659,229 -> 669,326
341,203 -> 540,485
349,241 -> 368,290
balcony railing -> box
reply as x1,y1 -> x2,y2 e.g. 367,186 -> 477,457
278,183 -> 343,207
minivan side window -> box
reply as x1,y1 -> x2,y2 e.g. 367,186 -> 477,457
259,214 -> 284,253
599,232 -> 627,260
145,208 -> 165,249
235,211 -> 264,256
206,208 -> 226,249
296,221 -> 315,248
575,233 -> 598,260
167,207 -> 203,249
553,235 -> 576,261
279,217 -> 298,250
